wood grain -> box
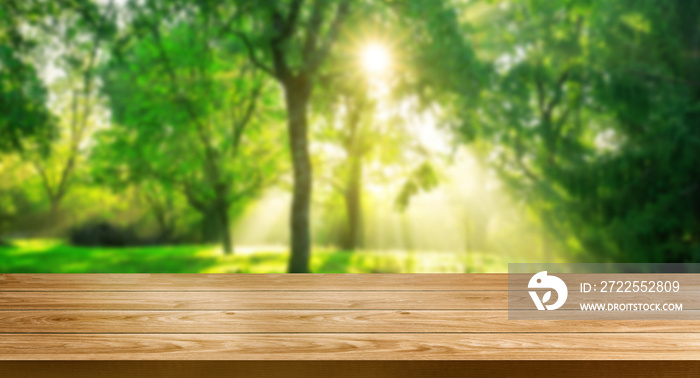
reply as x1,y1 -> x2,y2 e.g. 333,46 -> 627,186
5,273 -> 699,291
0,291 -> 508,310
2,291 -> 698,310
1,310 -> 700,333
2,333 -> 700,360
0,274 -> 507,291
1,273 -> 700,366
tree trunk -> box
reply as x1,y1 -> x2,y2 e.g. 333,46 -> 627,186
197,201 -> 232,254
151,205 -> 173,241
342,153 -> 363,250
284,77 -> 313,273
219,203 -> 233,255
50,199 -> 60,216
201,206 -> 222,244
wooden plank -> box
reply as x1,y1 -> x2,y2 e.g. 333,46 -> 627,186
2,361 -> 699,378
5,291 -> 698,311
0,274 -> 507,291
0,291 -> 508,310
5,274 -> 699,291
2,274 -> 699,364
2,333 -> 700,360
1,310 -> 700,333
3,309 -> 700,333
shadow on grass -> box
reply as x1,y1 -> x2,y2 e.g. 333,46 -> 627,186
313,251 -> 354,273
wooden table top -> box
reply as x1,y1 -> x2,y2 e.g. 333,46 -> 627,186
1,273 -> 699,361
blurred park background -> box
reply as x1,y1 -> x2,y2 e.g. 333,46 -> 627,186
1,0 -> 699,273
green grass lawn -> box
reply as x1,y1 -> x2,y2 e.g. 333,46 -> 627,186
0,239 -> 512,273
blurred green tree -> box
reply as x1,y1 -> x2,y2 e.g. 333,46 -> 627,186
0,0 -> 57,158
23,0 -> 117,215
447,0 -> 700,262
231,0 -> 353,272
94,2 -> 284,254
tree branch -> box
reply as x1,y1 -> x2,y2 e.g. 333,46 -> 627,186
534,68 -> 546,115
272,0 -> 304,44
232,79 -> 263,157
183,181 -> 207,212
545,69 -> 570,116
145,17 -> 221,186
302,0 -> 326,63
232,31 -> 276,78
32,160 -> 56,201
552,105 -> 571,143
307,0 -> 350,74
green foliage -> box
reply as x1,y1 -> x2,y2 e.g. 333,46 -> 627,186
395,162 -> 439,211
0,47 -> 56,155
390,0 -> 487,129
445,0 -> 700,262
0,1 -> 57,155
2,0 -> 699,267
93,4 -> 286,246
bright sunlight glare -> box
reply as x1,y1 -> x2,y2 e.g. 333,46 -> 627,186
362,44 -> 390,74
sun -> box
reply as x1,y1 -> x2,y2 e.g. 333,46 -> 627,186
362,44 -> 390,74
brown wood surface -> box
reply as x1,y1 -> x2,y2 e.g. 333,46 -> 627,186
0,291 -> 508,310
1,273 -> 700,373
3,291 -> 699,310
3,333 -> 700,360
3,361 -> 700,378
0,273 -> 507,291
5,273 -> 699,291
2,310 -> 700,333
